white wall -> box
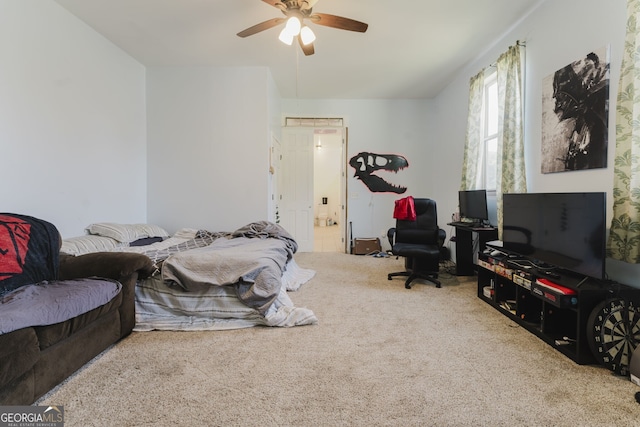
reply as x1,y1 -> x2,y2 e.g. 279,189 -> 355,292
145,66 -> 273,234
433,0 -> 638,286
5,1 -> 638,286
282,99 -> 436,250
0,0 -> 147,238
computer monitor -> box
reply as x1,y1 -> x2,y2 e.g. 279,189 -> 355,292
459,190 -> 489,223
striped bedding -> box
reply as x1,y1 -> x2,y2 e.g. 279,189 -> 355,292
133,258 -> 316,330
80,222 -> 317,331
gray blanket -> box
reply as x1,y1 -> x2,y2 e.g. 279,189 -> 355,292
0,278 -> 121,334
161,223 -> 296,314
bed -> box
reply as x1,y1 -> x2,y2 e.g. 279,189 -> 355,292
61,221 -> 317,331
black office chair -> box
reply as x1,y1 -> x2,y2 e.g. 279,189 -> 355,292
387,198 -> 445,289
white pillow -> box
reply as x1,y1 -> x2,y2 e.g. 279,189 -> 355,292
172,228 -> 198,239
85,223 -> 169,243
61,235 -> 127,256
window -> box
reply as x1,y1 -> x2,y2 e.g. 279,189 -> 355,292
462,42 -> 526,229
480,70 -> 498,191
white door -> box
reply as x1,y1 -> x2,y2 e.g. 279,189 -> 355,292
340,128 -> 348,252
280,128 -> 314,252
269,133 -> 281,223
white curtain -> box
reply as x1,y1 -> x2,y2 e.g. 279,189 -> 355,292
460,71 -> 485,190
608,0 -> 640,263
460,43 -> 526,237
495,44 -> 527,236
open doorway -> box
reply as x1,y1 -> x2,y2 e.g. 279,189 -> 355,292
279,118 -> 347,253
313,128 -> 344,252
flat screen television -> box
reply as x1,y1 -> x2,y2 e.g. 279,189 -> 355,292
459,190 -> 488,223
502,192 -> 606,280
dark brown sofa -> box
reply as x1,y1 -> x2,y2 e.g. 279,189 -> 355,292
0,222 -> 153,405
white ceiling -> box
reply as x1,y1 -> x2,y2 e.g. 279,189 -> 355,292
53,0 -> 544,99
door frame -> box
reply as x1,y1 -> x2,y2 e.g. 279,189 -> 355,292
280,119 -> 348,253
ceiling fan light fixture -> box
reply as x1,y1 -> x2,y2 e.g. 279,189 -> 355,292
278,28 -> 294,45
237,1 -> 369,57
284,16 -> 301,36
300,26 -> 316,45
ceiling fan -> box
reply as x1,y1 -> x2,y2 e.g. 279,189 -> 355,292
237,0 -> 368,56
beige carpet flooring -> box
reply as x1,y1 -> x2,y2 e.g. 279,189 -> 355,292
37,252 -> 639,426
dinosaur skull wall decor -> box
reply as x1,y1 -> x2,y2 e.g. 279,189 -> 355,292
349,152 -> 408,194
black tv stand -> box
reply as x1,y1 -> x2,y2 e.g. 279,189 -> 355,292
540,270 -> 561,279
476,250 -> 609,364
575,276 -> 590,288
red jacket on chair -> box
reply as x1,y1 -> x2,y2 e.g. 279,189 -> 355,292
393,196 -> 416,221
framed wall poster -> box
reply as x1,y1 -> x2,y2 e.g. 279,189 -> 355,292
541,46 -> 610,173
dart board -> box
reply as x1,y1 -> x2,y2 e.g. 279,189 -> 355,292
587,298 -> 640,375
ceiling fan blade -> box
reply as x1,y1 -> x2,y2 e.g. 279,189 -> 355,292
237,18 -> 285,38
298,35 -> 315,56
310,13 -> 368,32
